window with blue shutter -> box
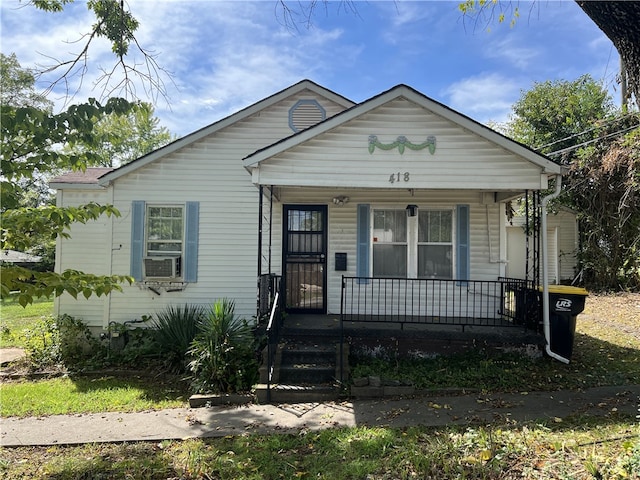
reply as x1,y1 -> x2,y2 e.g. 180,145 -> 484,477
356,204 -> 370,284
130,200 -> 199,282
130,201 -> 145,281
183,201 -> 199,282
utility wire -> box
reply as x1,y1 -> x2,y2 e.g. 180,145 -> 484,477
546,123 -> 640,157
536,111 -> 639,150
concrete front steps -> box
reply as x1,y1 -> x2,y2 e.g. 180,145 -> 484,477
255,340 -> 349,403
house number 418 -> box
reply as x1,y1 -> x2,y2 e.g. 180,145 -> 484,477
389,172 -> 410,184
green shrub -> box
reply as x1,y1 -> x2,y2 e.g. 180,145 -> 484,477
105,319 -> 159,367
22,315 -> 60,369
187,299 -> 258,394
151,304 -> 204,372
22,314 -> 101,370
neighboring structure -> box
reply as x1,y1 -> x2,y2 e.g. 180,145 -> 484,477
51,80 -> 564,332
1,250 -> 42,268
505,207 -> 579,284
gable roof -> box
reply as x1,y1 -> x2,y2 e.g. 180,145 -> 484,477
243,84 -> 562,175
96,80 -> 354,187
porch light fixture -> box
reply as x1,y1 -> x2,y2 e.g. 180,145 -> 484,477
406,204 -> 418,217
332,195 -> 349,206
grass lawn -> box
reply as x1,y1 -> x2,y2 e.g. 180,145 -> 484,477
0,296 -> 54,348
0,418 -> 638,479
0,375 -> 190,417
0,293 -> 638,479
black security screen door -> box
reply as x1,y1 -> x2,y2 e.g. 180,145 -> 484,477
283,205 -> 327,313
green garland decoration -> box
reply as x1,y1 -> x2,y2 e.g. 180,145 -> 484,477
368,135 -> 436,154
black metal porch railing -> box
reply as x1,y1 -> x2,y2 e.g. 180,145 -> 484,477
258,273 -> 282,321
260,275 -> 283,403
340,276 -> 541,331
265,290 -> 283,403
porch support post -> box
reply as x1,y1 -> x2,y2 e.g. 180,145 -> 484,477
257,185 -> 263,318
524,190 -> 530,284
268,185 -> 273,275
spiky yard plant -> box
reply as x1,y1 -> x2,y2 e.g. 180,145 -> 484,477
151,304 -> 205,372
187,299 -> 258,394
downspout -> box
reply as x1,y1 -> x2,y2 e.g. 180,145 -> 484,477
541,174 -> 569,363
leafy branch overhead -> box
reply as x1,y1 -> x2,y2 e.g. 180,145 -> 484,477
1,266 -> 131,307
31,0 -> 170,102
1,61 -> 135,305
1,97 -> 131,208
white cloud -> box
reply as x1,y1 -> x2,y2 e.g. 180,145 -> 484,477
483,36 -> 539,70
442,72 -> 519,124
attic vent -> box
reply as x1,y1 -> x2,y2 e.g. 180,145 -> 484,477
289,99 -> 326,132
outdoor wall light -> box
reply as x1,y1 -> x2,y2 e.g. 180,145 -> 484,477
406,204 -> 419,217
332,195 -> 349,206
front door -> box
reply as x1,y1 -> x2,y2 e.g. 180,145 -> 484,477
283,205 -> 327,313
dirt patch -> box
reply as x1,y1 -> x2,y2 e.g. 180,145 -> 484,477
580,292 -> 640,342
0,347 -> 25,366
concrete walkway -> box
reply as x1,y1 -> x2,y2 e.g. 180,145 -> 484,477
2,385 -> 639,447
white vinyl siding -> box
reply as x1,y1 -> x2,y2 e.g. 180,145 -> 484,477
53,189 -> 110,324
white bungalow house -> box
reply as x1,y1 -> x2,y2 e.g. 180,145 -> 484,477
51,80 -> 568,358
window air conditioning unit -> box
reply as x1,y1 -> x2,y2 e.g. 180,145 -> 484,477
143,256 -> 180,279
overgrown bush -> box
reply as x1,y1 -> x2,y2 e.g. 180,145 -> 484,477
22,314 -> 101,370
151,304 -> 204,372
187,299 -> 258,394
105,319 -> 159,367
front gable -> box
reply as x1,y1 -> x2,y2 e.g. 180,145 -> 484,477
244,86 -> 561,192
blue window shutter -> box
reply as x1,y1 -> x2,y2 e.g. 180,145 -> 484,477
356,204 -> 370,284
456,204 -> 470,281
130,201 -> 145,281
183,201 -> 199,282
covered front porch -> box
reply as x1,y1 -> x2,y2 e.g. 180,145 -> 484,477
244,84 -> 565,401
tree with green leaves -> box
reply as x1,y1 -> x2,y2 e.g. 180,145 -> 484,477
64,102 -> 174,167
1,53 -> 135,306
507,75 -> 615,154
506,76 -> 640,291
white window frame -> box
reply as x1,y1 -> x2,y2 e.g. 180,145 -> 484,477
371,206 -> 455,279
145,204 -> 185,257
417,209 -> 454,279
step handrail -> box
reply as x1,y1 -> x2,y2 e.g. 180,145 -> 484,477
265,292 -> 281,402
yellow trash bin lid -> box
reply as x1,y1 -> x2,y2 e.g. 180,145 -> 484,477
539,285 -> 588,296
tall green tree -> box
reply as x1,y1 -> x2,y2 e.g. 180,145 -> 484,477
1,53 -> 134,306
507,76 -> 640,291
508,75 -> 615,155
1,53 -> 53,110
65,102 -> 174,167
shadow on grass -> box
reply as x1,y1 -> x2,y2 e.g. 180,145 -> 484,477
20,416 -> 639,480
67,370 -> 191,404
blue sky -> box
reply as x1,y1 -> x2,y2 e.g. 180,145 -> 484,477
1,1 -> 617,137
